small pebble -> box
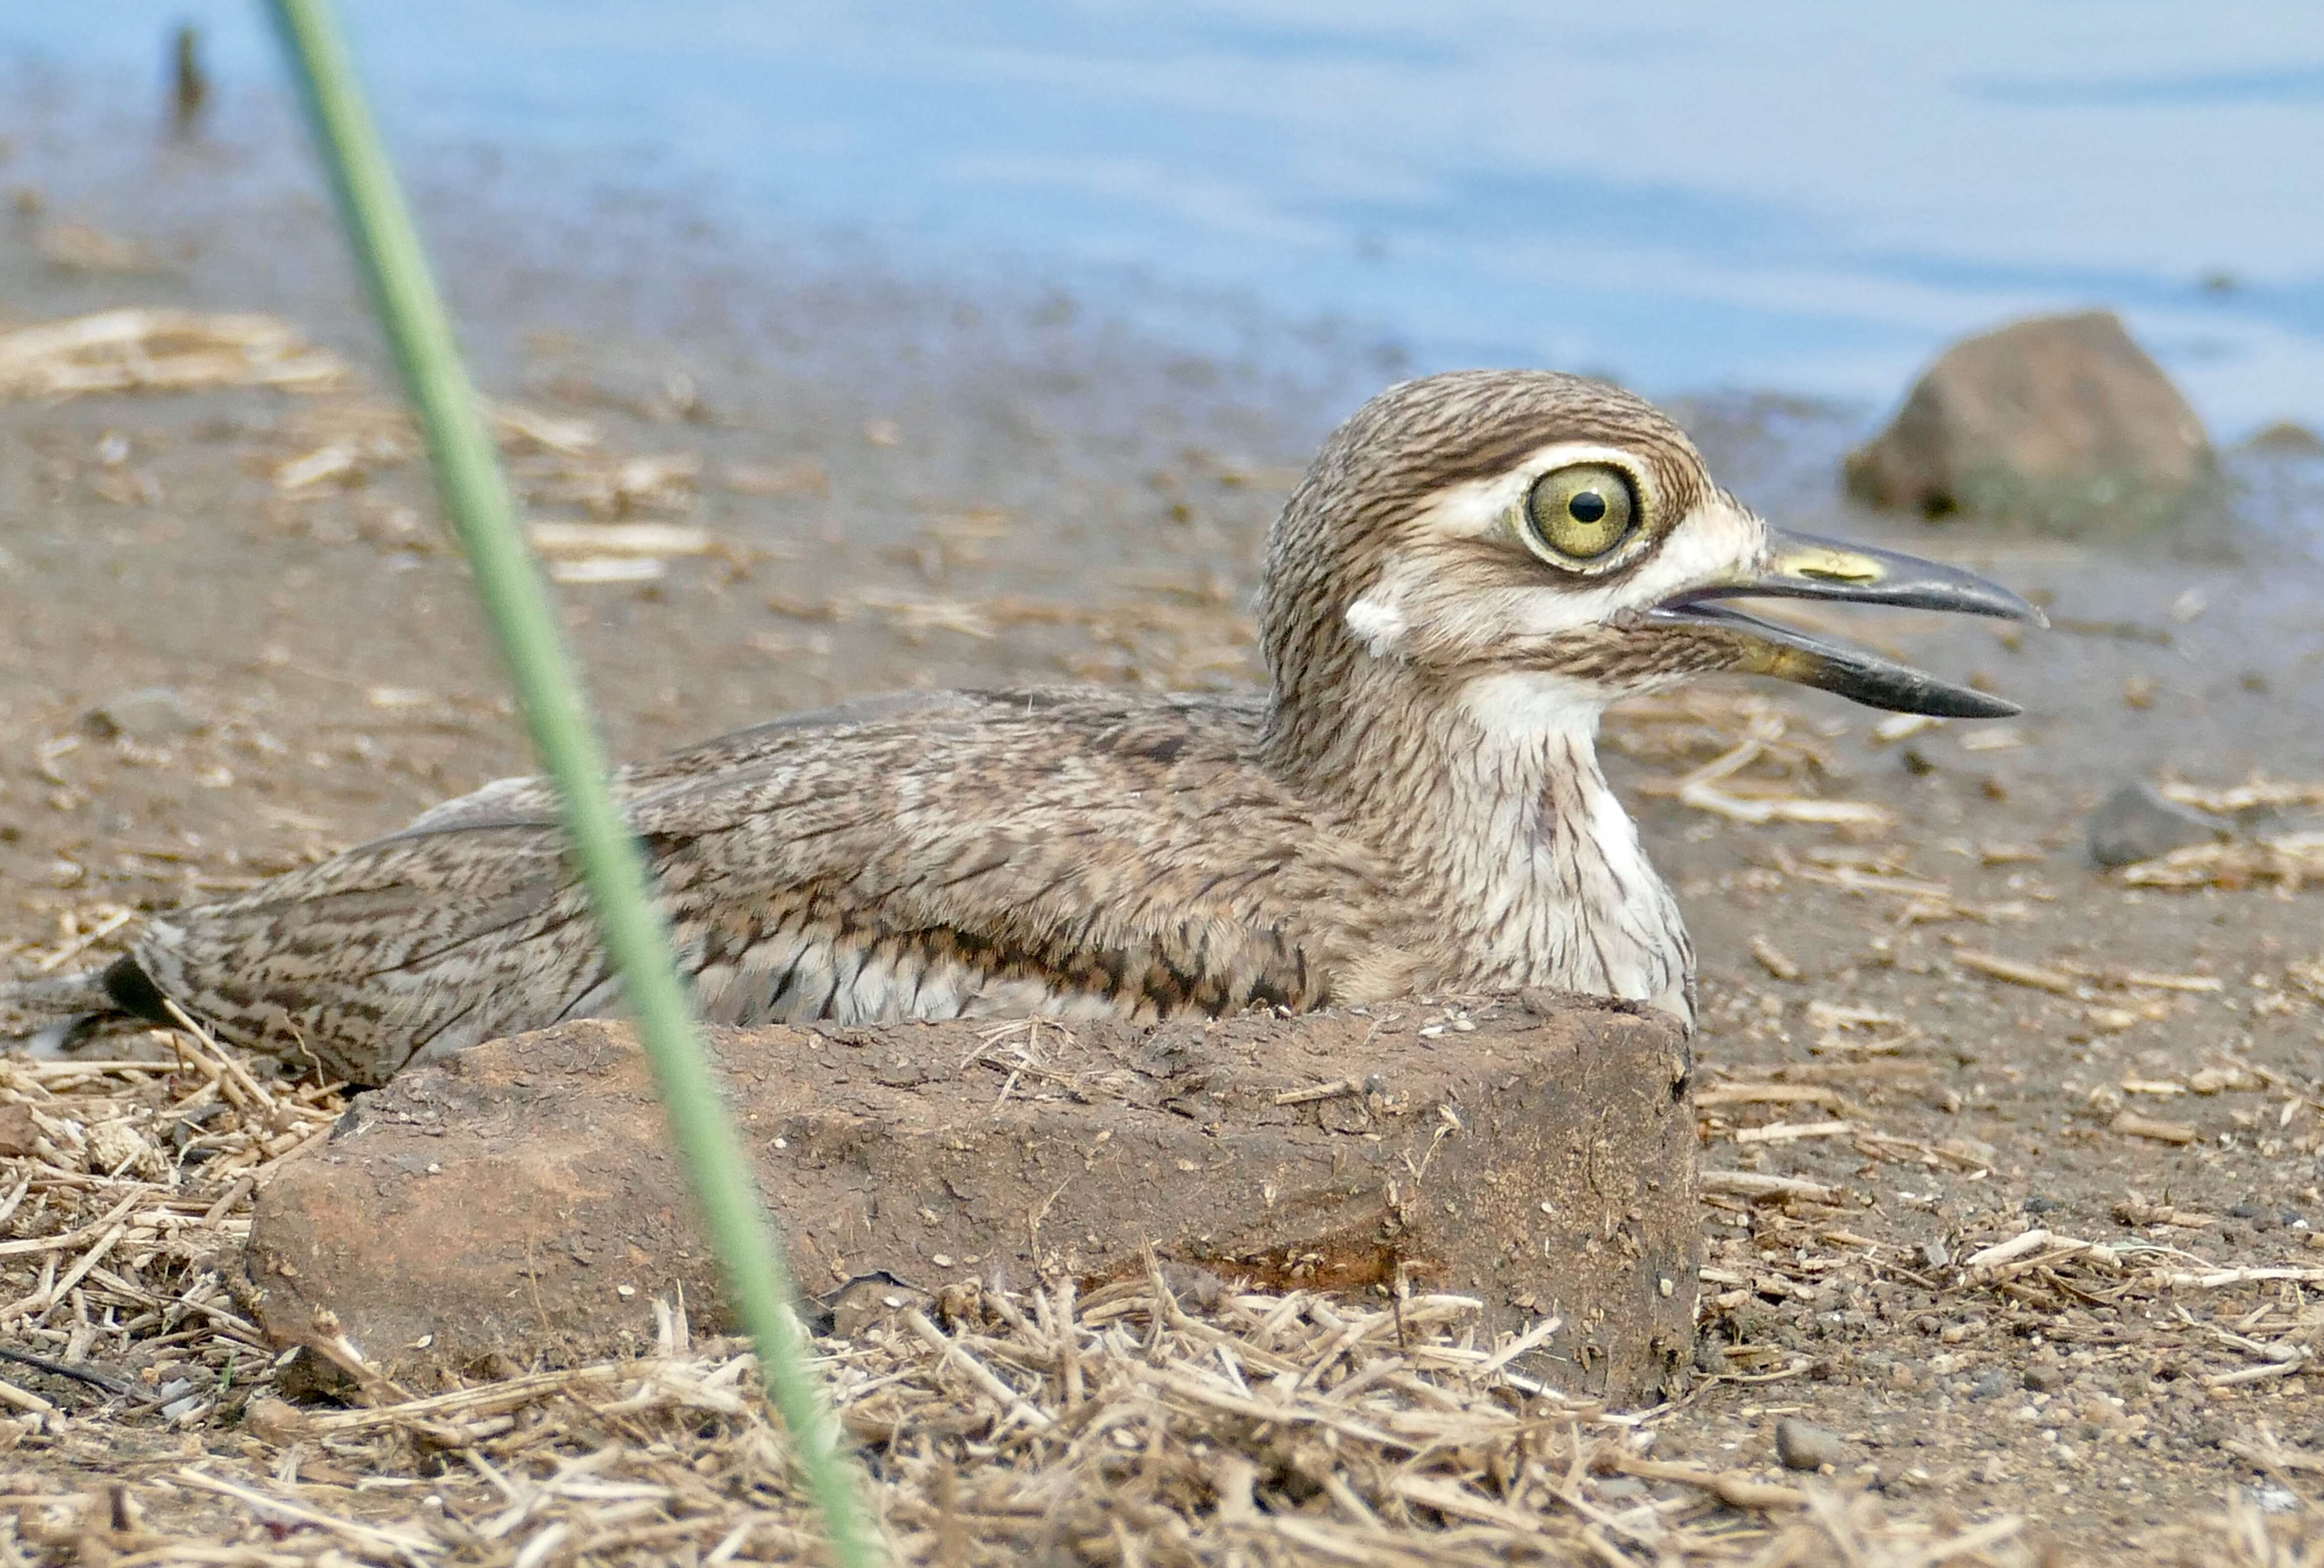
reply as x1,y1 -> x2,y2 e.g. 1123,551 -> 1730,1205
84,685 -> 204,742
1775,1418 -> 1846,1472
244,1398 -> 310,1443
1971,1369 -> 2010,1401
2024,1366 -> 2067,1393
2085,780 -> 2229,869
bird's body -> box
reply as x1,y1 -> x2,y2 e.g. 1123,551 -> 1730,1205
5,371 -> 2035,1084
110,684 -> 1687,1084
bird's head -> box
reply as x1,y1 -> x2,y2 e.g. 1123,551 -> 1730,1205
1259,369 -> 2041,739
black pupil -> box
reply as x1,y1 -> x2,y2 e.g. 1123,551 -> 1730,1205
1567,490 -> 1607,524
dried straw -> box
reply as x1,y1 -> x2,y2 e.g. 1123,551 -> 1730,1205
5,1017 -> 2324,1564
0,309 -> 347,401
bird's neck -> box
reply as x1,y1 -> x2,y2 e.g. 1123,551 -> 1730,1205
1261,660 -> 1692,1016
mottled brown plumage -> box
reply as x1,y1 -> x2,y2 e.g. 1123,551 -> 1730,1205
5,370 -> 2037,1083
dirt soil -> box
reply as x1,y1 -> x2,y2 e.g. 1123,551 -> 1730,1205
4,89 -> 2324,1563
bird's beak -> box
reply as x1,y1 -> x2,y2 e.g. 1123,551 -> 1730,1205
1646,529 -> 2046,718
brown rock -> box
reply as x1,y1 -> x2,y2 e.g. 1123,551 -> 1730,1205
242,1397 -> 312,1444
1845,311 -> 2211,530
1774,1417 -> 1847,1472
2244,420 -> 2324,457
242,997 -> 1697,1403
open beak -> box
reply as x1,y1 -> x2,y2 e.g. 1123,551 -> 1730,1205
1646,529 -> 2046,719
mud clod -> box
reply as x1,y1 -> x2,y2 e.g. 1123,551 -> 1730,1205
242,997 -> 1699,1402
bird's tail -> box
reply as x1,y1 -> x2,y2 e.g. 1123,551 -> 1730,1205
0,967 -> 124,1020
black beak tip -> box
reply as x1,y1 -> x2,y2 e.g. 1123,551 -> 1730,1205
1930,688 -> 2022,720
2001,594 -> 2050,631
1943,579 -> 2047,629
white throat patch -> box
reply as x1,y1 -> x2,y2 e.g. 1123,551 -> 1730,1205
1456,670 -> 1609,742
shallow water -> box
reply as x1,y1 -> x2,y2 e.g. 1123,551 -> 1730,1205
6,2 -> 2323,435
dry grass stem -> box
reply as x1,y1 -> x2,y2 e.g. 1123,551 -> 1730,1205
0,309 -> 346,401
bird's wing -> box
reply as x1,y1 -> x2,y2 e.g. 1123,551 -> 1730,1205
133,691 -> 1395,1083
624,693 -> 1391,1022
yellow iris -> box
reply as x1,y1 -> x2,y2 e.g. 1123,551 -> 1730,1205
1523,463 -> 1637,563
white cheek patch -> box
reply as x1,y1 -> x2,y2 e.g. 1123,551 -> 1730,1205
1348,553 -> 1431,655
1344,579 -> 1410,657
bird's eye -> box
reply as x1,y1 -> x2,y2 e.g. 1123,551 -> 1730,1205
1522,463 -> 1638,564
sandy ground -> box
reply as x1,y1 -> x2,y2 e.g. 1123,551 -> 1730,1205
4,88 -> 2324,1562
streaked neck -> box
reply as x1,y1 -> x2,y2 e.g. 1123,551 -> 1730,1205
1263,661 -> 1691,1014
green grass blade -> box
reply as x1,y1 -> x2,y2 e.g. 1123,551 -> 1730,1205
261,4 -> 878,1562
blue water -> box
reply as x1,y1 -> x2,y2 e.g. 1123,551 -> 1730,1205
7,2 -> 2324,435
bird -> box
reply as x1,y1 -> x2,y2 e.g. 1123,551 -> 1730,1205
2,370 -> 2038,1085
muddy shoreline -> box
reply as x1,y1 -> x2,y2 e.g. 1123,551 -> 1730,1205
4,86 -> 2324,1561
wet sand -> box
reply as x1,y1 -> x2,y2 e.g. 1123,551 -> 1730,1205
5,84 -> 2324,1556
